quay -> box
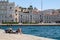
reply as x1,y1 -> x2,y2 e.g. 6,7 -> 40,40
0,23 -> 60,26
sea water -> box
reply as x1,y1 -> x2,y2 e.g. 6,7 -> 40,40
0,25 -> 60,40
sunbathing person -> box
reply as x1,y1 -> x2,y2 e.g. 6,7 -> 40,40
16,28 -> 22,34
5,28 -> 22,34
5,28 -> 13,33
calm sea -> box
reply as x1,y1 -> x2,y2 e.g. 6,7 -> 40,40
0,25 -> 60,40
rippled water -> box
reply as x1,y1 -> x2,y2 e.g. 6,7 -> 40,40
0,25 -> 60,40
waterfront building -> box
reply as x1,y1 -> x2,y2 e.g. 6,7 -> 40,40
43,10 -> 60,23
0,0 -> 15,23
14,6 -> 21,22
0,0 -> 60,24
15,6 -> 42,23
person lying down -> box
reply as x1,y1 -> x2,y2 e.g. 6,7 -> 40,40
5,28 -> 22,34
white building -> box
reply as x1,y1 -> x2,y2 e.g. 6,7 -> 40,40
0,0 -> 15,23
16,6 -> 42,23
14,6 -> 60,23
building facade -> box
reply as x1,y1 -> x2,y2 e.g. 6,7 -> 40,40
0,0 -> 15,23
43,10 -> 60,23
15,6 -> 42,23
0,0 -> 60,24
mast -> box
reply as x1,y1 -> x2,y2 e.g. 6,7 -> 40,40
41,0 -> 44,23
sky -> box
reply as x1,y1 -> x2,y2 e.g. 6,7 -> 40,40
9,0 -> 60,10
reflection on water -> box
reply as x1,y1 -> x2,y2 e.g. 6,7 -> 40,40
0,25 -> 60,40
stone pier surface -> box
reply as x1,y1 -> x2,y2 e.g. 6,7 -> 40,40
0,29 -> 56,40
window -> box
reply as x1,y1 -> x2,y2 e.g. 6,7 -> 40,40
2,20 -> 3,22
21,15 -> 22,18
16,14 -> 17,15
10,7 -> 12,9
40,15 -> 41,19
40,15 -> 41,17
30,15 -> 32,22
15,10 -> 17,12
9,15 -> 12,18
5,16 -> 7,18
21,15 -> 22,23
30,15 -> 32,19
21,21 -> 22,23
11,20 -> 13,22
